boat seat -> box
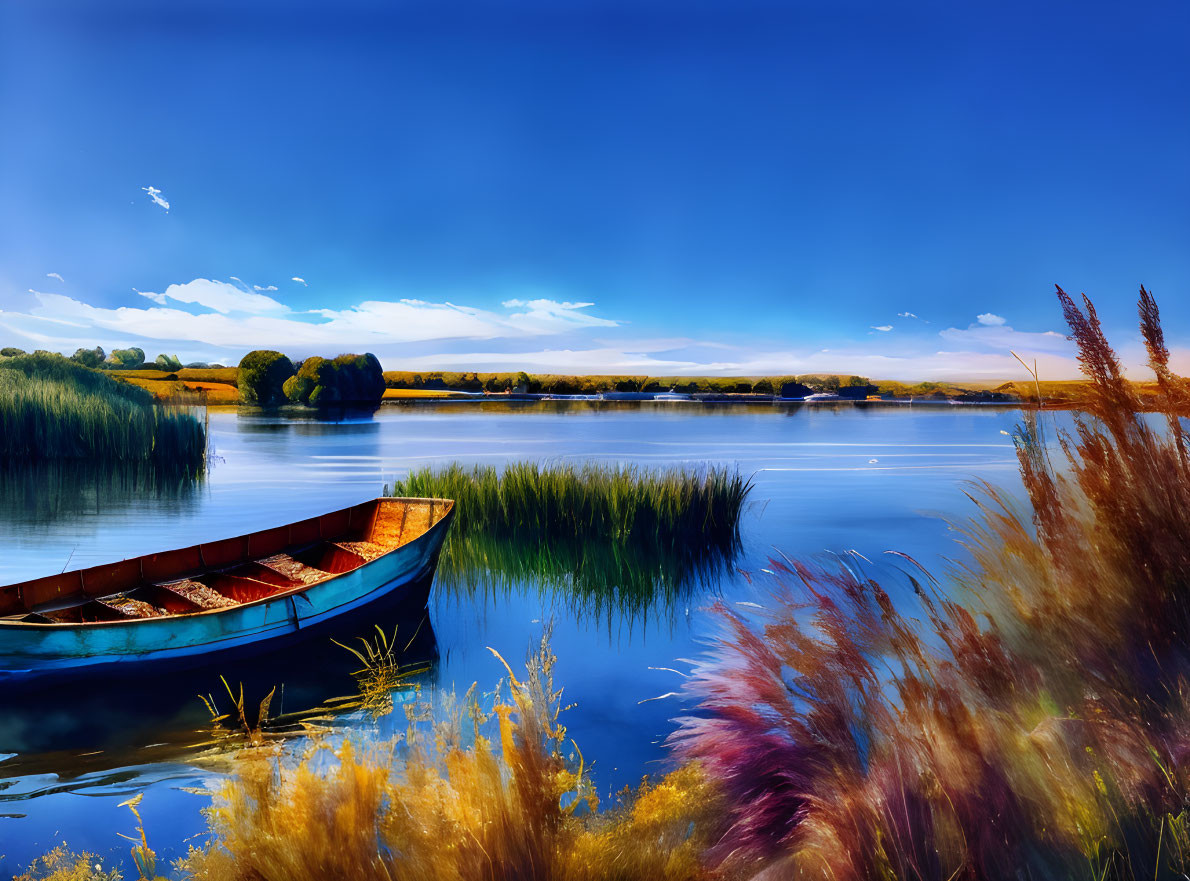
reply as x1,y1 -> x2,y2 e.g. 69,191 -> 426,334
257,553 -> 329,584
155,579 -> 238,611
103,596 -> 165,619
334,539 -> 388,561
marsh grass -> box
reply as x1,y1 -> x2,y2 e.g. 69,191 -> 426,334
332,621 -> 430,717
389,461 -> 751,617
0,354 -> 205,466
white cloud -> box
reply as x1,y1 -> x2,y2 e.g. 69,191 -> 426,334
897,311 -> 917,319
253,284 -> 279,292
977,312 -> 1006,326
141,186 -> 169,212
46,272 -> 64,283
136,278 -> 289,315
291,277 -> 307,286
871,325 -> 893,332
939,322 -> 1070,354
500,298 -> 617,332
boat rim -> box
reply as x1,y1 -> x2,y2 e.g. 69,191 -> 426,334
0,496 -> 454,630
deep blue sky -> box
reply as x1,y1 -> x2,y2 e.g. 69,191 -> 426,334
1,0 -> 1187,377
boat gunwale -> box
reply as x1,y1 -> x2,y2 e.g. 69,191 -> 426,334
0,497 -> 454,630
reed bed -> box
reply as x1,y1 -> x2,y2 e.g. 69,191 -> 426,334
389,461 -> 751,616
0,353 -> 206,467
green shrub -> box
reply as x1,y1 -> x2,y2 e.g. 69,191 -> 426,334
105,347 -> 145,369
284,353 -> 384,406
238,350 -> 296,406
0,346 -> 26,357
155,353 -> 183,371
70,346 -> 105,368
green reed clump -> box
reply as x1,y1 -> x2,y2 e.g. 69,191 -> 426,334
0,353 -> 205,467
390,461 -> 751,615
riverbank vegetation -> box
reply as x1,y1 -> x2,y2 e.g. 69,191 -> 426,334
237,350 -> 385,407
388,461 -> 751,616
18,285 -> 1190,879
0,353 -> 206,467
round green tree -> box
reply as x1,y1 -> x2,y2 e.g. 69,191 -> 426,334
238,350 -> 296,405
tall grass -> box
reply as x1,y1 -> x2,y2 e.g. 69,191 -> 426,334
389,461 -> 751,617
671,286 -> 1190,880
0,353 -> 206,467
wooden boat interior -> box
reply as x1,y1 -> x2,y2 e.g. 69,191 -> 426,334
0,498 -> 452,625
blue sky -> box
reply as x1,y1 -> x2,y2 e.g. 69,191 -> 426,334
1,0 -> 1187,378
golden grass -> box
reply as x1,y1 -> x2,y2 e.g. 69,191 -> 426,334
13,847 -> 122,881
113,375 -> 240,403
181,633 -> 721,881
382,387 -> 472,399
991,377 -> 1166,407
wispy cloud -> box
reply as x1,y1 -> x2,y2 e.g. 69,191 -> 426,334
291,277 -> 307,286
253,284 -> 278,292
134,278 -> 288,315
500,298 -> 617,332
897,311 -> 917,319
939,320 -> 1070,354
46,272 -> 65,283
870,325 -> 893,332
977,312 -> 1006,326
141,186 -> 169,212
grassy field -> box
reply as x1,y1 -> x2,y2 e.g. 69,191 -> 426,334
0,354 -> 207,466
111,368 -> 241,403
388,461 -> 751,615
382,387 -> 473,399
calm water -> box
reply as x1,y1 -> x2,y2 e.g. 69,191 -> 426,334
0,402 -> 1028,873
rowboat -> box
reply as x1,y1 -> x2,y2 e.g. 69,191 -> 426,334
0,496 -> 454,681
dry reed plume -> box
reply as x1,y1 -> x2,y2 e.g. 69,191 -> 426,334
672,286 -> 1190,880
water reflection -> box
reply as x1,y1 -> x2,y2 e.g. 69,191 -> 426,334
0,576 -> 437,791
436,524 -> 741,622
0,462 -> 203,525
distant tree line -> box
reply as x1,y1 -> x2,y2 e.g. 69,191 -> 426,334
237,350 -> 385,407
0,346 -> 215,372
380,371 -> 889,397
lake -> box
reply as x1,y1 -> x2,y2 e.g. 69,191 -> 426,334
0,401 -> 1029,873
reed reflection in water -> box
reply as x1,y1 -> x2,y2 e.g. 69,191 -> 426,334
0,460 -> 203,524
391,461 -> 752,621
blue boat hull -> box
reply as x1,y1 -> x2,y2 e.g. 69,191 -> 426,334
0,500 -> 453,681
